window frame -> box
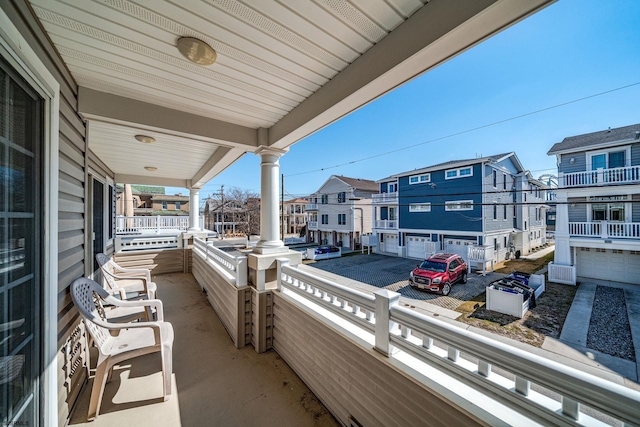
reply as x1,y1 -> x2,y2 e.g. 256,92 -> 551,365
445,166 -> 473,180
321,214 -> 329,224
588,146 -> 630,170
445,200 -> 474,211
409,203 -> 431,212
338,213 -> 346,225
409,173 -> 431,184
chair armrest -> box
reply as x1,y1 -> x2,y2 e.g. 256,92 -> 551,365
110,274 -> 151,293
103,296 -> 164,321
104,286 -> 128,299
112,265 -> 152,282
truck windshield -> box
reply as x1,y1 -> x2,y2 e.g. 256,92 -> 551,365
418,260 -> 446,272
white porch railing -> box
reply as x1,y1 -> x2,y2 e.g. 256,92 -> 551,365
276,259 -> 639,426
548,262 -> 576,285
116,215 -> 190,234
307,221 -> 318,230
561,165 -> 640,187
193,238 -> 247,287
305,203 -> 318,210
115,235 -> 180,252
374,219 -> 398,229
372,192 -> 398,204
569,222 -> 640,239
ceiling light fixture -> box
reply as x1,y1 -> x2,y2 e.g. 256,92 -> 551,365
135,134 -> 156,144
144,166 -> 158,172
177,37 -> 217,65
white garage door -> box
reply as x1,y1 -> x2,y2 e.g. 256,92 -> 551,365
407,236 -> 431,259
444,239 -> 475,263
576,248 -> 640,285
382,234 -> 398,254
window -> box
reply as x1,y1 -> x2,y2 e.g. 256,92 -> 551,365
175,201 -> 181,210
445,200 -> 473,211
492,170 -> 497,187
162,201 -> 168,210
590,149 -> 628,170
321,214 -> 329,224
388,183 -> 397,192
409,173 -> 430,184
449,259 -> 460,269
493,204 -> 497,220
338,214 -> 346,225
445,167 -> 473,180
504,236 -> 508,248
503,204 -> 507,220
409,203 -> 431,212
494,238 -> 498,251
338,192 -> 346,203
503,173 -> 507,190
589,195 -> 627,222
321,194 -> 328,204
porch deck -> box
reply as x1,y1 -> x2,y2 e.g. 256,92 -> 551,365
68,273 -> 338,427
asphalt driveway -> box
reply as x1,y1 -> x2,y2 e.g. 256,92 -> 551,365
306,253 -> 504,310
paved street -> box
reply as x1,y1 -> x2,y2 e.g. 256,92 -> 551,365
306,253 -> 504,310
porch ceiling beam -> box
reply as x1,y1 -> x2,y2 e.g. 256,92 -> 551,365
190,146 -> 246,189
268,0 -> 554,150
113,174 -> 189,188
78,87 -> 258,149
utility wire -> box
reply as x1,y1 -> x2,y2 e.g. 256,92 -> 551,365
286,81 -> 640,177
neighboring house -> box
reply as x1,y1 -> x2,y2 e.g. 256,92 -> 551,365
373,152 -> 548,263
307,176 -> 377,249
548,123 -> 640,285
115,184 -> 165,216
281,198 -> 308,236
203,196 -> 261,236
151,194 -> 190,215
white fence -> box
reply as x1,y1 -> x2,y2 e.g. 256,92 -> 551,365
561,166 -> 640,187
374,219 -> 398,229
115,235 -> 180,252
372,192 -> 398,204
548,262 -> 576,285
116,215 -> 190,234
569,221 -> 640,239
276,259 -> 639,426
193,238 -> 247,287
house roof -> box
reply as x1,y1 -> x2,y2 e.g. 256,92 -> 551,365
334,176 -> 379,192
284,198 -> 309,204
547,123 -> 640,155
151,194 -> 189,201
377,152 -> 522,182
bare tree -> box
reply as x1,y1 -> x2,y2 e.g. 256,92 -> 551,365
205,186 -> 260,237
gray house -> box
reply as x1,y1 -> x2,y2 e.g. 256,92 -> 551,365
548,123 -> 640,285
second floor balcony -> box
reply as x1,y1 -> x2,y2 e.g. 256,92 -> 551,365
307,221 -> 318,230
372,191 -> 398,204
561,165 -> 640,188
374,219 -> 398,230
305,203 -> 318,210
569,221 -> 640,239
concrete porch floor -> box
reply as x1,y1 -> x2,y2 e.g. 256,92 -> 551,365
68,273 -> 338,426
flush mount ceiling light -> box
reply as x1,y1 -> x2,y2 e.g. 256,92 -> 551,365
177,37 -> 217,65
144,166 -> 158,172
135,134 -> 156,144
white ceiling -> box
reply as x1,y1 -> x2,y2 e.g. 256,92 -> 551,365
29,0 -> 555,189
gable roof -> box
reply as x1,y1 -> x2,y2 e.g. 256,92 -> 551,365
377,152 -> 523,182
547,123 -> 640,155
335,176 -> 379,192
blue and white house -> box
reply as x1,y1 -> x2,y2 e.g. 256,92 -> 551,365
373,153 -> 548,263
548,123 -> 640,285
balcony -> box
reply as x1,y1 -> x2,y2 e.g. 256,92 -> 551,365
372,192 -> 398,204
307,221 -> 318,230
305,203 -> 318,211
374,219 -> 398,230
116,215 -> 190,235
561,165 -> 640,188
569,221 -> 640,239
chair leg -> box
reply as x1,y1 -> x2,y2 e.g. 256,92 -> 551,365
88,360 -> 111,420
161,345 -> 172,401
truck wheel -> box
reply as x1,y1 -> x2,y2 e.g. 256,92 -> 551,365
461,272 -> 467,284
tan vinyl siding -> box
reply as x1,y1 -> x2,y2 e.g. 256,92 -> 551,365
114,248 -> 186,275
272,293 -> 485,427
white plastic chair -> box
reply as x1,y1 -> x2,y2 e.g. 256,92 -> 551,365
96,253 -> 157,300
70,277 -> 173,420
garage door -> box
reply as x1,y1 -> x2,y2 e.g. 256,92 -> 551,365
407,236 -> 431,259
576,248 -> 640,285
444,239 -> 475,263
382,234 -> 398,254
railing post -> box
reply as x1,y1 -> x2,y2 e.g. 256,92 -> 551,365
374,289 -> 400,356
601,221 -> 608,239
156,216 -> 161,234
236,256 -> 248,287
276,258 -> 290,292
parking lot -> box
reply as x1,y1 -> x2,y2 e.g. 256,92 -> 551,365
306,253 -> 505,310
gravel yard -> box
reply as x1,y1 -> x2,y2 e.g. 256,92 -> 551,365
587,286 -> 636,361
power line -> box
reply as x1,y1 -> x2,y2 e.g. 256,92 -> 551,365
286,81 -> 640,177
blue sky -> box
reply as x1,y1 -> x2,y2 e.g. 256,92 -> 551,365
169,0 -> 640,201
